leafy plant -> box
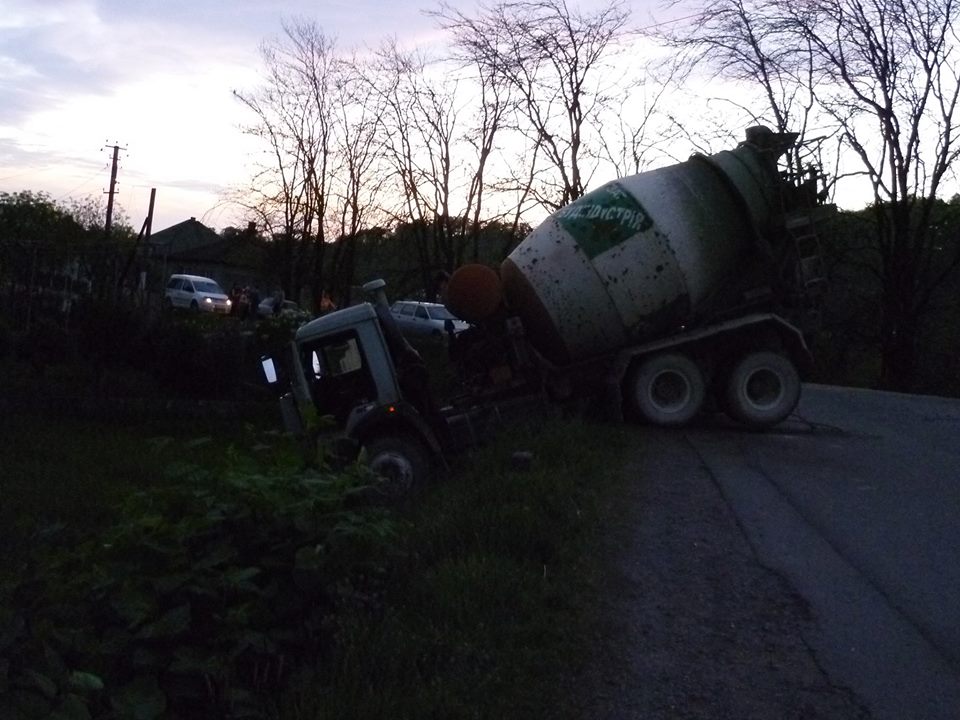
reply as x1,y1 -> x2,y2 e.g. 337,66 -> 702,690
1,445 -> 401,719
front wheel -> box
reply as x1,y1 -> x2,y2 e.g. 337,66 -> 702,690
724,351 -> 800,429
627,352 -> 706,426
364,433 -> 433,500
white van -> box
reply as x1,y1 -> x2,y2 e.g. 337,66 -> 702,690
164,274 -> 231,314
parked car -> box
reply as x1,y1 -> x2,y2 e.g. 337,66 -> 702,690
257,297 -> 310,322
389,300 -> 470,336
164,274 -> 231,314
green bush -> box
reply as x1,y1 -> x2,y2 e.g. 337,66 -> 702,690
0,454 -> 401,719
141,318 -> 248,399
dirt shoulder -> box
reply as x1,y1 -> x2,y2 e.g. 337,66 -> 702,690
571,428 -> 870,720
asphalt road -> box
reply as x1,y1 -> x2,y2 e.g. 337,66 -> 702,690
685,384 -> 960,720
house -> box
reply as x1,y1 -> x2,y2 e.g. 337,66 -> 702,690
148,218 -> 266,293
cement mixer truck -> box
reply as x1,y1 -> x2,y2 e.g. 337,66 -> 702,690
261,127 -> 831,490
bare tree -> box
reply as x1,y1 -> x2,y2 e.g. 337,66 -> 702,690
367,40 -> 509,292
365,42 -> 441,294
284,21 -> 338,309
788,0 -> 960,389
235,20 -> 350,308
235,39 -> 313,301
661,0 -> 960,390
459,55 -> 512,261
653,0 -> 828,178
434,0 -> 632,210
598,61 -> 684,178
326,57 -> 390,305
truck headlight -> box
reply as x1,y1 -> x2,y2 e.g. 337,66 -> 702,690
204,297 -> 212,303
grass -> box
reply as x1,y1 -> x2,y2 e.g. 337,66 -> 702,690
283,415 -> 632,719
1,410 -> 633,719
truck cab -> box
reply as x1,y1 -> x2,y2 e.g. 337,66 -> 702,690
264,286 -> 447,495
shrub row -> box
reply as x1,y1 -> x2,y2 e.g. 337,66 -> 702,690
2,302 -> 303,401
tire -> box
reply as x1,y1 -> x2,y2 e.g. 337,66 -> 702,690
724,351 -> 800,429
627,353 -> 706,426
364,433 -> 432,500
190,300 -> 199,313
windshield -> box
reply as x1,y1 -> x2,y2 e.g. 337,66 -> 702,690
430,306 -> 458,321
194,281 -> 224,294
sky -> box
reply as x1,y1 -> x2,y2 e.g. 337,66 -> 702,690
10,0 -> 872,237
0,0 -> 505,232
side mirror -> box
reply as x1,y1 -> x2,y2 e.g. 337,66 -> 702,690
261,356 -> 278,384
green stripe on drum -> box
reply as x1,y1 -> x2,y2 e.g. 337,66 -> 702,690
554,182 -> 652,260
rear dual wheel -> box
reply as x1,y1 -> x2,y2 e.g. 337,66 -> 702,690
723,351 -> 800,429
627,353 -> 706,427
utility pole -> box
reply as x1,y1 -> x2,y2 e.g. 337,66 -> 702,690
118,188 -> 157,296
103,142 -> 123,240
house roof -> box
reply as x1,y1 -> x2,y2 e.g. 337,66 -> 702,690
148,217 -> 265,269
149,217 -> 221,255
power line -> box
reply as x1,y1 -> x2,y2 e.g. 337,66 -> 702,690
53,163 -> 111,202
635,12 -> 704,33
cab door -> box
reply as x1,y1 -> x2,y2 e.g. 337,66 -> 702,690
301,331 -> 379,425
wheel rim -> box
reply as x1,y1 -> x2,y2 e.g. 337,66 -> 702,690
743,367 -> 784,410
370,451 -> 414,494
648,369 -> 692,413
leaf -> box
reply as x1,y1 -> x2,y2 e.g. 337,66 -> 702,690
223,566 -> 261,587
294,545 -> 325,571
150,571 -> 192,596
8,688 -> 53,717
111,588 -> 157,628
145,436 -> 174,454
134,603 -> 191,640
112,675 -> 167,720
131,646 -> 161,671
226,686 -> 262,717
21,669 -> 57,699
43,642 -> 68,678
97,627 -> 132,656
169,648 -> 223,676
67,671 -> 104,693
194,543 -> 237,570
49,693 -> 92,720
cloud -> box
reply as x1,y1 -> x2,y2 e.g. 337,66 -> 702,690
0,0 -> 263,126
0,0 -> 482,230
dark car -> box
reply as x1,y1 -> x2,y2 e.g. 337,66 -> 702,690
257,297 -> 310,322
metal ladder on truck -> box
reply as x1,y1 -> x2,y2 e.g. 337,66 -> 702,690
778,165 -> 832,332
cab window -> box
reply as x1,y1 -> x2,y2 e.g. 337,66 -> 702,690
415,306 -> 428,319
319,336 -> 363,376
302,332 -> 377,423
